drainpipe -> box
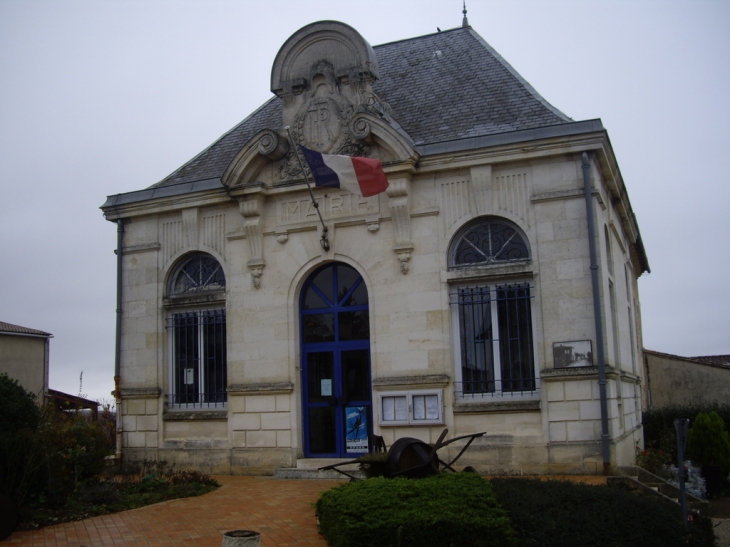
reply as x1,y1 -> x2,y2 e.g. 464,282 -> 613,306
114,219 -> 124,466
582,152 -> 611,476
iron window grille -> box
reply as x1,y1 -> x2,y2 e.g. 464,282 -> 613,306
451,283 -> 537,398
168,309 -> 227,408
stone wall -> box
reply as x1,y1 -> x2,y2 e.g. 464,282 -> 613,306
644,350 -> 730,408
110,148 -> 645,474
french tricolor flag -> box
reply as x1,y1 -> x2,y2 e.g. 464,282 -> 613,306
300,146 -> 389,197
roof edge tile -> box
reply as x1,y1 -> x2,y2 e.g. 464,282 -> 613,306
0,321 -> 52,337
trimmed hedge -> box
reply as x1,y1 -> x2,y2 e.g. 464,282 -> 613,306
315,473 -> 515,547
490,478 -> 714,547
642,403 -> 730,462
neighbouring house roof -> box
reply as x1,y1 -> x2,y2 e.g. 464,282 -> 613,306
0,321 -> 52,337
689,355 -> 730,367
644,349 -> 730,368
150,25 -> 571,190
47,388 -> 100,420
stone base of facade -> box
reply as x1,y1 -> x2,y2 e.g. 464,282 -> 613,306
121,428 -> 640,476
121,447 -> 298,476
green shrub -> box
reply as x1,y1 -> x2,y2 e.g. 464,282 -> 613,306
635,441 -> 673,478
315,473 -> 515,547
20,462 -> 220,529
688,411 -> 730,476
37,410 -> 112,505
0,374 -> 41,432
642,404 -> 730,464
0,373 -> 113,509
0,429 -> 47,506
0,374 -> 46,505
489,478 -> 714,547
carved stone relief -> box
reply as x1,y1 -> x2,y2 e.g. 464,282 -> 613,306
387,177 -> 413,274
278,192 -> 378,225
239,196 -> 265,289
224,21 -> 419,271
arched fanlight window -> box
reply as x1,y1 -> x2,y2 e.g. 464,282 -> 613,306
169,253 -> 226,296
450,217 -> 530,268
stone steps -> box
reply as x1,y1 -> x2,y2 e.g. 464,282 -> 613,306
274,459 -> 365,480
609,466 -> 709,515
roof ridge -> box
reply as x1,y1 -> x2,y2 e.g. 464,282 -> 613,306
465,27 -> 572,123
373,25 -> 468,49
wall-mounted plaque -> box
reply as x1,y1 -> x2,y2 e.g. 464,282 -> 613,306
553,340 -> 593,368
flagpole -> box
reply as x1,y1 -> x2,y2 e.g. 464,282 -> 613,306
284,126 -> 330,251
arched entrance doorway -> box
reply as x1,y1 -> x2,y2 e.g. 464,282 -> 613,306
300,263 -> 372,458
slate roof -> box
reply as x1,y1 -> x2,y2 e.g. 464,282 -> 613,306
0,321 -> 52,337
152,25 -> 571,189
690,355 -> 730,367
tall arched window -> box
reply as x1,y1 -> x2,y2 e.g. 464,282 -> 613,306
449,218 -> 535,396
168,253 -> 227,408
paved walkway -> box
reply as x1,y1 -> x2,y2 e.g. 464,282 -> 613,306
6,476 -> 341,547
6,475 -> 610,547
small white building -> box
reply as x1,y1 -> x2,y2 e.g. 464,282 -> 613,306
0,321 -> 52,399
102,20 -> 649,475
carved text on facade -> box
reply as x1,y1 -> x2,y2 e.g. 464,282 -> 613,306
279,192 -> 378,224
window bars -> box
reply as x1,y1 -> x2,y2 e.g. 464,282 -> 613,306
451,283 -> 536,397
168,309 -> 227,408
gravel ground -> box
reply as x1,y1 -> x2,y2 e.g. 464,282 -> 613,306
714,519 -> 730,547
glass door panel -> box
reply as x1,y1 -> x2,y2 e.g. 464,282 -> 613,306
342,350 -> 370,402
309,406 -> 336,454
306,352 -> 334,403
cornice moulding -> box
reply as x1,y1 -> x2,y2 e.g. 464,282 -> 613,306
372,374 -> 450,389
227,382 -> 295,395
119,387 -> 161,398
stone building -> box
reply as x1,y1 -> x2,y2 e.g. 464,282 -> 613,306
101,20 -> 649,475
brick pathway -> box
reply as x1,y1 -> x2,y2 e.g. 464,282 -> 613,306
6,476 -> 342,546
6,475 -> 609,546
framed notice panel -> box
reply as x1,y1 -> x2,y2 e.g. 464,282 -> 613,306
378,389 -> 444,426
553,340 -> 593,368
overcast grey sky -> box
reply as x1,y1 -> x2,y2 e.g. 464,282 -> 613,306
1,0 -> 728,403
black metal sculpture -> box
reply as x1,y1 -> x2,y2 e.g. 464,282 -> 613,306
319,428 -> 485,480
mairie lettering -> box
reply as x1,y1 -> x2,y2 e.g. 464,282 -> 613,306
280,192 -> 377,223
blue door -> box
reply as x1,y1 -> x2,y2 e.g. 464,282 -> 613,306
301,263 -> 372,457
